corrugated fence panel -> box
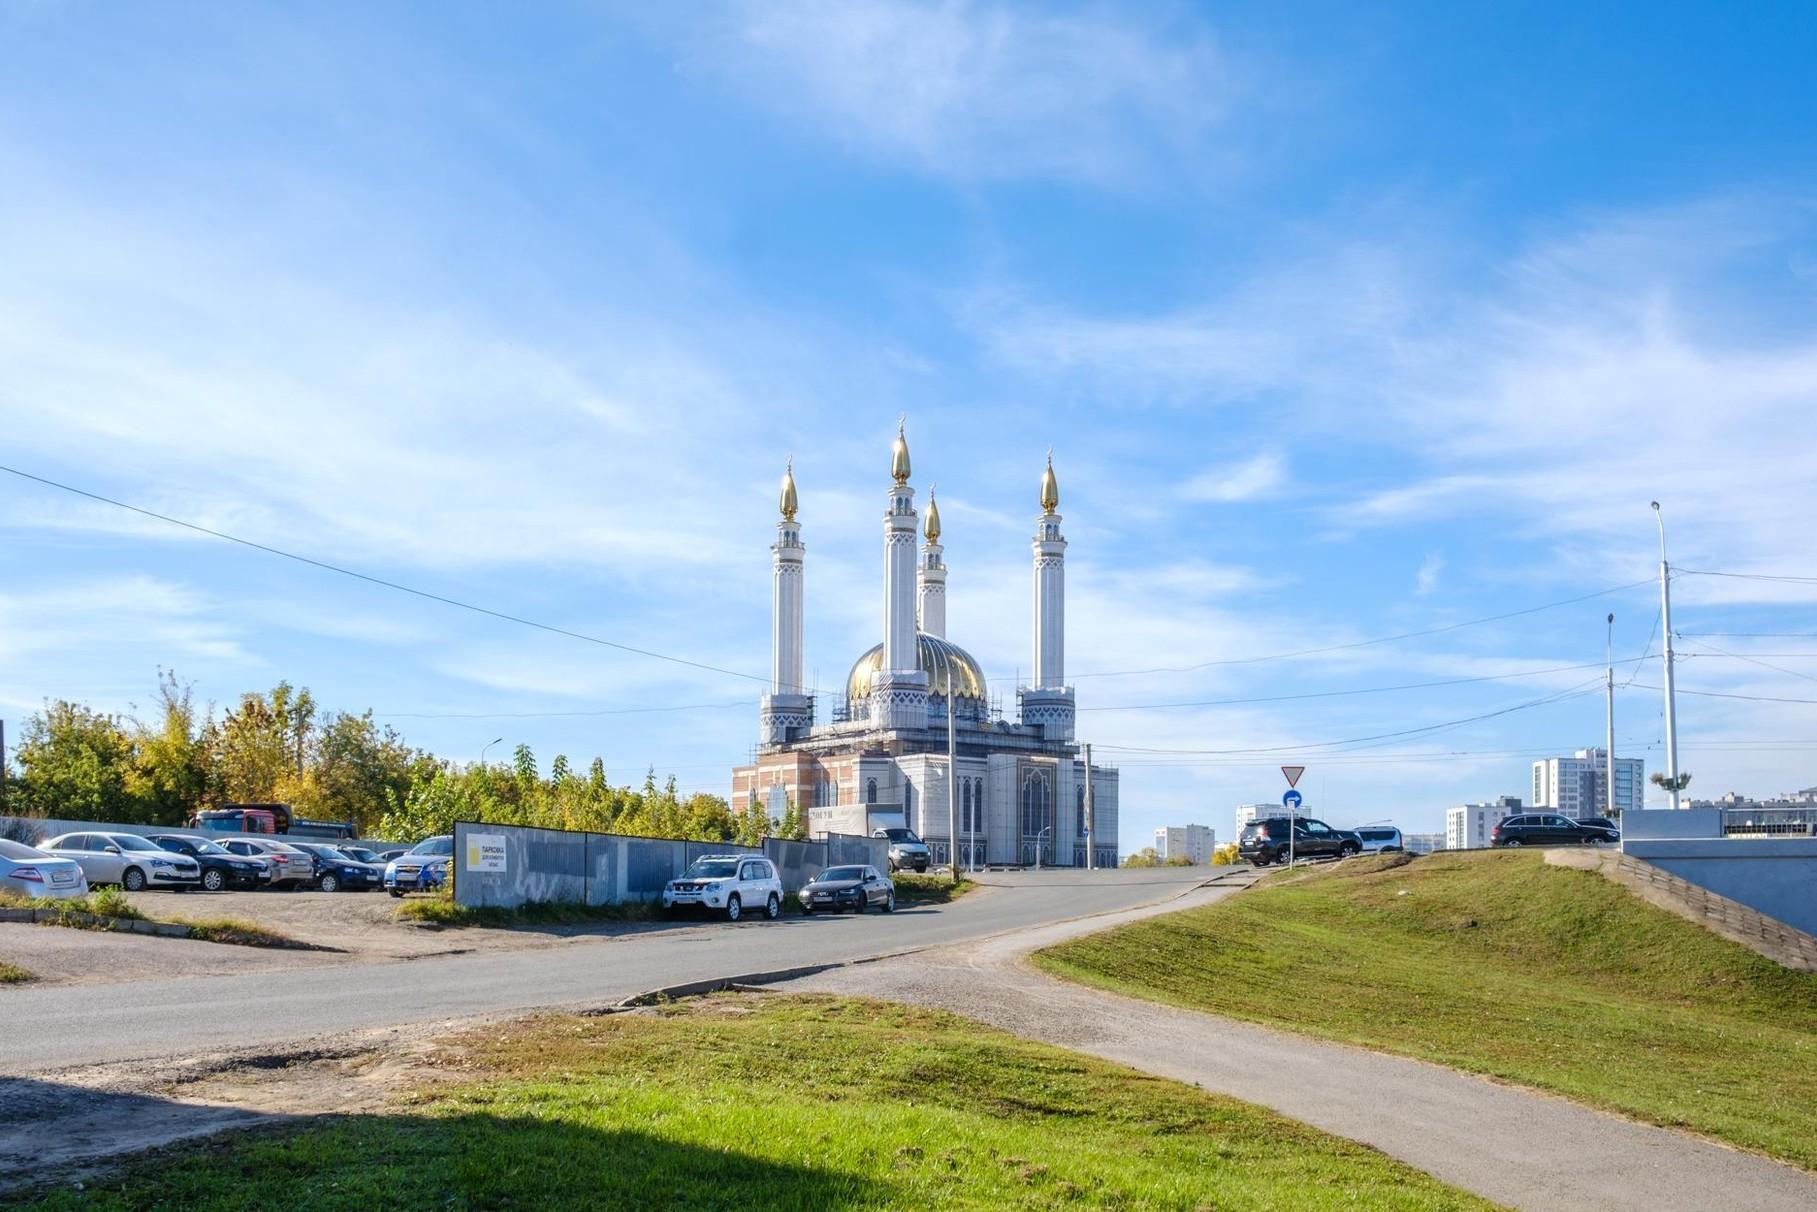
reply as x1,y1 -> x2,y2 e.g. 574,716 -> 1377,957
764,838 -> 827,892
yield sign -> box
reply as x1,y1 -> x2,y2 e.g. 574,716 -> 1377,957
1281,765 -> 1305,788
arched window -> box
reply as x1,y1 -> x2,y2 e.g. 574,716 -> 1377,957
961,780 -> 972,833
1020,770 -> 1052,839
1077,785 -> 1087,835
866,778 -> 877,805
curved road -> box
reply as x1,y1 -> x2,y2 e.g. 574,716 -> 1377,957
0,868 -> 1213,1076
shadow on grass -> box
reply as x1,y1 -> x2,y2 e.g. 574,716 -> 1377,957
7,1080 -> 885,1211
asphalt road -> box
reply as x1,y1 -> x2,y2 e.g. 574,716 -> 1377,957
0,867 -> 1212,1076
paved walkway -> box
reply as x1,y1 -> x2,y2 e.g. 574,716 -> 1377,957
780,873 -> 1817,1212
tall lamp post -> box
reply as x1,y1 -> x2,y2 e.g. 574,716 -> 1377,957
480,736 -> 504,767
1605,613 -> 1617,817
1650,503 -> 1684,809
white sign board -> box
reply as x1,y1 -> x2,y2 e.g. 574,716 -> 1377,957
466,833 -> 507,873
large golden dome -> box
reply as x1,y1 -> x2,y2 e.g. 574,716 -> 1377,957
847,633 -> 987,704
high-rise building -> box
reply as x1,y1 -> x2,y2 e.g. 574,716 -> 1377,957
1154,824 -> 1216,865
1446,796 -> 1523,850
1531,749 -> 1643,817
1234,803 -> 1275,830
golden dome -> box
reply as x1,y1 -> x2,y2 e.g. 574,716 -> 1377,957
891,419 -> 911,485
924,487 -> 941,541
847,633 -> 987,705
1040,452 -> 1059,515
779,460 -> 798,521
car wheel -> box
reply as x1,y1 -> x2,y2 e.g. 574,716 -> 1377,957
1340,843 -> 1361,858
122,867 -> 147,892
882,891 -> 895,914
801,904 -> 814,916
200,868 -> 225,892
726,893 -> 742,922
765,892 -> 780,920
320,873 -> 340,893
1506,838 -> 1524,847
389,890 -> 404,898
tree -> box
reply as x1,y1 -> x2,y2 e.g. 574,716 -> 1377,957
776,796 -> 809,842
127,669 -> 211,825
309,710 -> 424,831
208,690 -> 292,803
1122,847 -> 1160,868
15,701 -> 139,822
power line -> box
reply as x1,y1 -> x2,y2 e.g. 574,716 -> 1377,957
1678,568 -> 1817,586
1095,679 -> 1605,757
1077,658 -> 1638,713
0,463 -> 778,690
1066,579 -> 1655,680
1677,639 -> 1817,685
1679,632 -> 1817,639
1629,683 -> 1817,706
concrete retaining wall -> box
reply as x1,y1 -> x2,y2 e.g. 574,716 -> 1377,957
453,822 -> 888,910
1623,836 -> 1817,937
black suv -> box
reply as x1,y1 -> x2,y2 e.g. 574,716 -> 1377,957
1237,817 -> 1363,866
1490,814 -> 1620,847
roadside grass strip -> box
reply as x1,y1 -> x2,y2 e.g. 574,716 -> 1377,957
394,890 -> 663,927
889,873 -> 975,905
0,960 -> 32,984
0,889 -> 313,950
10,994 -> 1495,1211
1035,849 -> 1817,1170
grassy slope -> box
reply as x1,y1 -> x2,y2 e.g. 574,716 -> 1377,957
0,888 -> 304,949
12,995 -> 1495,1212
1036,850 -> 1817,1169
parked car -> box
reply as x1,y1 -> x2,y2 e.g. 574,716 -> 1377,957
1354,826 -> 1404,855
799,864 -> 894,915
0,838 -> 89,900
38,832 -> 201,891
385,835 -> 454,897
288,843 -> 383,892
661,855 -> 783,921
1237,817 -> 1363,867
1491,814 -> 1620,847
1574,816 -> 1621,835
338,846 -> 387,866
217,838 -> 316,888
149,834 -> 271,891
872,827 -> 931,873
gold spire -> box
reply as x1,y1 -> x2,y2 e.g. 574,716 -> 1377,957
1040,449 -> 1059,515
779,458 -> 798,521
891,416 -> 911,485
924,485 -> 941,541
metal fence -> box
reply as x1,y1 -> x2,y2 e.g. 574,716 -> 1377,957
452,821 -> 887,910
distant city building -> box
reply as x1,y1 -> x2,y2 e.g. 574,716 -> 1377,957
1234,803 -> 1276,830
1402,832 -> 1445,855
1532,749 -> 1642,817
1446,795 -> 1523,850
1154,824 -> 1216,865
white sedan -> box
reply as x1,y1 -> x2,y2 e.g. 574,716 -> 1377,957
38,832 -> 200,891
662,855 -> 783,921
0,838 -> 90,899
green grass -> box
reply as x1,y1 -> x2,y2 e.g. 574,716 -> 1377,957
1035,849 -> 1817,1170
890,872 -> 974,904
0,886 -> 145,923
0,888 -> 305,950
169,916 -> 304,948
0,960 -> 33,984
395,889 -> 663,927
9,994 -> 1495,1211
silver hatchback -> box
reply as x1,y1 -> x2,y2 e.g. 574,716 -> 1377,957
38,832 -> 200,891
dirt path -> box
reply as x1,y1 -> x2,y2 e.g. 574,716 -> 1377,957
778,873 -> 1817,1212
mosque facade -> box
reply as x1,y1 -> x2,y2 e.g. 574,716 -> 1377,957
731,424 -> 1119,868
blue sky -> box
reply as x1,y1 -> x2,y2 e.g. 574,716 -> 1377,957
4,1 -> 1816,847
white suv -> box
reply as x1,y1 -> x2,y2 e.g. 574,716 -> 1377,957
662,855 -> 783,921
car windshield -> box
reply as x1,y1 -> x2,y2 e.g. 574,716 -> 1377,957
410,837 -> 453,856
684,859 -> 740,879
881,829 -> 921,843
0,839 -> 46,860
819,866 -> 865,882
184,838 -> 229,855
112,835 -> 164,852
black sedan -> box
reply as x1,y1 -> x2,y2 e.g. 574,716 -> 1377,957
288,843 -> 385,892
149,834 -> 271,892
799,865 -> 895,915
1491,814 -> 1620,847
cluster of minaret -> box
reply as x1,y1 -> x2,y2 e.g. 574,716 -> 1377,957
758,421 -> 1073,745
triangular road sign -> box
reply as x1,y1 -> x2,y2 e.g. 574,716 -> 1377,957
1281,765 -> 1305,788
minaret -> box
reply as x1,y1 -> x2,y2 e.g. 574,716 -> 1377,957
918,486 -> 946,639
759,460 -> 813,746
871,420 -> 930,731
1020,451 -> 1075,740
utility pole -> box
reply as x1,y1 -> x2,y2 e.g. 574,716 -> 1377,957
1651,502 -> 1682,809
946,697 -> 958,885
1606,612 -> 1617,817
1083,743 -> 1095,871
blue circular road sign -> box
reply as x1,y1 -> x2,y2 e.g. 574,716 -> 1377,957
1282,789 -> 1303,810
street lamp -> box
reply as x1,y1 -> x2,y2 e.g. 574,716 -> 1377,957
480,737 -> 504,767
1650,502 -> 1684,808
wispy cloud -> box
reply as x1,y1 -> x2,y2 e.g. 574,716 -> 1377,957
670,0 -> 1236,186
1415,552 -> 1444,596
1181,453 -> 1287,503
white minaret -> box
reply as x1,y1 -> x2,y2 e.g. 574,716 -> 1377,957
918,486 -> 946,639
871,420 -> 929,731
1021,451 -> 1075,739
759,461 -> 813,746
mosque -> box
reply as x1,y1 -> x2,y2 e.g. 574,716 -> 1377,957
731,423 -> 1119,868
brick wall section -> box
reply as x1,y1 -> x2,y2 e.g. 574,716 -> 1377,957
1551,848 -> 1817,972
